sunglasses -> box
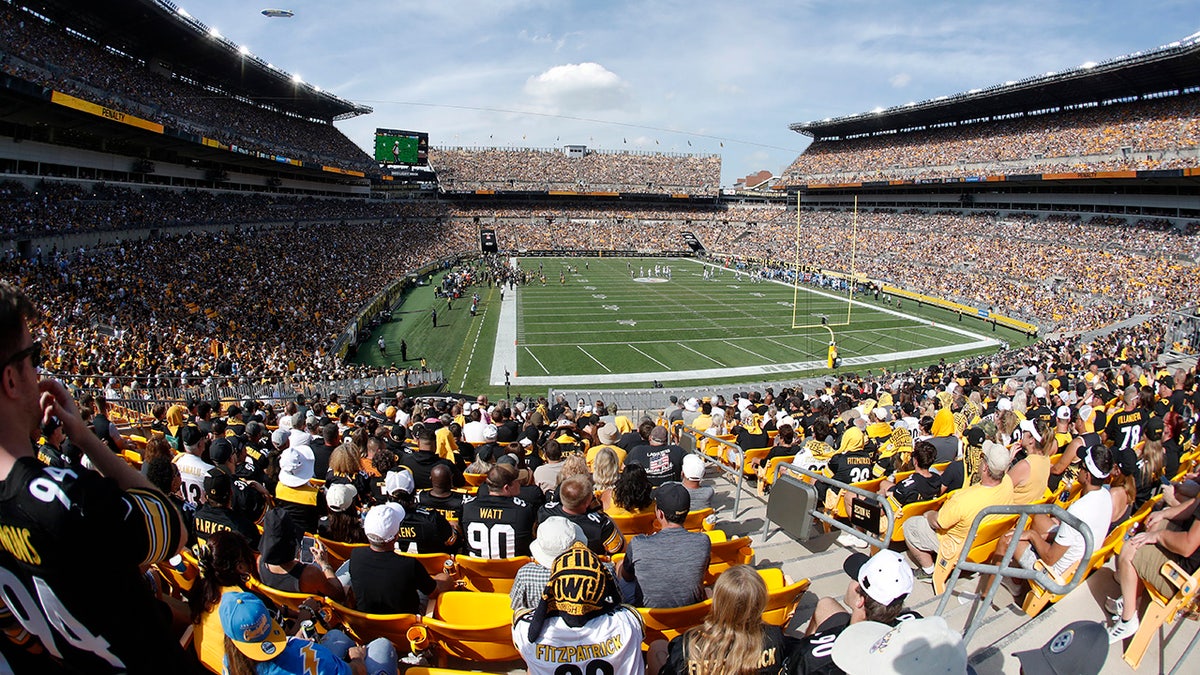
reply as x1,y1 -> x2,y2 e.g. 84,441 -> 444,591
3,341 -> 42,370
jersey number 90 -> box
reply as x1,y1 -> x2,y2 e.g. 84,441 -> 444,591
466,522 -> 516,558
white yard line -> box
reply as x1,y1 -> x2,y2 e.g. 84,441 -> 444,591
577,345 -> 613,373
523,346 -> 550,375
722,339 -> 772,361
678,343 -> 726,366
630,345 -> 672,370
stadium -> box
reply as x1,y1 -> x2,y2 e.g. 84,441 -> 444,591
0,0 -> 1199,674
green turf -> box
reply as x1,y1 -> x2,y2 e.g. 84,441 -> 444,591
511,257 -> 1006,381
349,257 -> 1035,395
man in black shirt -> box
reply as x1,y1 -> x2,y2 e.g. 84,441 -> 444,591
0,281 -> 192,674
537,474 -> 624,556
349,503 -> 453,615
460,465 -> 537,558
415,464 -> 465,524
193,470 -> 260,550
311,423 -> 340,479
787,550 -> 920,674
385,469 -> 459,555
625,425 -> 684,487
401,429 -> 461,489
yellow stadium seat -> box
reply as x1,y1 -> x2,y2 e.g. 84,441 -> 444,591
1021,515 -> 1137,618
154,550 -> 199,598
637,599 -> 713,646
889,494 -> 950,542
757,568 -> 811,626
1123,560 -> 1200,668
761,454 -> 796,487
453,555 -> 530,593
607,510 -> 658,542
933,515 -> 1019,595
400,552 -> 453,578
315,534 -> 368,569
410,591 -> 519,663
682,508 -> 714,532
245,576 -> 319,614
703,530 -> 754,585
463,472 -> 487,487
324,597 -> 418,649
738,447 -> 771,476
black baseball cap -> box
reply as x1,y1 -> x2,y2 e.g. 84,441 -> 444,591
204,469 -> 232,504
209,437 -> 234,465
1013,620 -> 1107,675
655,482 -> 691,518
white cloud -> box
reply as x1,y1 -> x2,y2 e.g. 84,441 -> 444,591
889,73 -> 911,88
523,62 -> 630,112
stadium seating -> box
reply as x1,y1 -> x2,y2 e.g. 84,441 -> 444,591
324,598 -> 419,652
637,599 -> 713,647
1122,561 -> 1200,668
411,592 -> 519,663
453,555 -> 531,593
703,530 -> 755,585
402,552 -> 454,578
245,577 -> 318,614
316,535 -> 368,569
757,567 -> 811,626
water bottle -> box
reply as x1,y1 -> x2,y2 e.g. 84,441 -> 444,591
1124,522 -> 1140,542
300,620 -> 317,640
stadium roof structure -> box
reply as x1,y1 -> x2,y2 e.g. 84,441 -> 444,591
14,0 -> 371,122
790,32 -> 1200,140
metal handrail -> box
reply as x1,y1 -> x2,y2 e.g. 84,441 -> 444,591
675,424 -> 750,516
771,466 -> 897,549
934,501 -> 1095,644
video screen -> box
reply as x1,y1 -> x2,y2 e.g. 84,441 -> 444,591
374,128 -> 428,165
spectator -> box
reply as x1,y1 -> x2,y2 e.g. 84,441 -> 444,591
348,503 -> 453,615
681,454 -> 715,511
618,482 -> 710,608
538,474 -> 624,556
414,463 -> 465,524
830,615 -> 968,675
385,469 -> 459,555
786,550 -> 920,674
510,516 -> 587,611
257,508 -> 344,602
592,446 -> 622,508
1009,420 -> 1054,505
193,469 -> 261,550
0,281 -> 190,673
903,440 -> 1014,581
626,425 -> 685,487
514,543 -> 646,675
995,444 -> 1113,595
400,429 -> 461,490
460,464 -> 537,558
317,483 -> 367,544
608,464 -> 656,517
534,438 -> 566,494
218,591 -> 393,675
273,444 -> 323,535
652,564 -> 786,675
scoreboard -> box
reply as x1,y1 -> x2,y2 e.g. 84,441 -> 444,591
374,128 -> 428,166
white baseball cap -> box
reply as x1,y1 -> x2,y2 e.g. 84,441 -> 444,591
682,454 -> 707,481
364,503 -> 406,544
278,445 -> 315,488
996,398 -> 1013,412
325,483 -> 357,512
385,469 -> 415,496
844,550 -> 914,605
1033,386 -> 1047,400
529,516 -> 585,569
1055,405 -> 1072,421
482,424 -> 498,441
832,615 -> 967,675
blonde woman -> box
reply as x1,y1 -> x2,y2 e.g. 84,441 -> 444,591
651,565 -> 785,675
592,447 -> 621,510
1008,419 -> 1053,505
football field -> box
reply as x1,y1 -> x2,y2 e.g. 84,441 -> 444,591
489,257 -> 1004,387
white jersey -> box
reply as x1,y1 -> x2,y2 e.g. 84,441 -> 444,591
514,605 -> 645,675
173,452 -> 215,505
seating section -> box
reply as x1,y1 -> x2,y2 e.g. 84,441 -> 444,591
431,147 -> 721,196
782,93 -> 1200,184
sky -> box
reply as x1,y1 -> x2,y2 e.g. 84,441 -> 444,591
183,1 -> 1199,186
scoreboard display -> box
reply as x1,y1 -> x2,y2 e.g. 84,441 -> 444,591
374,128 -> 429,165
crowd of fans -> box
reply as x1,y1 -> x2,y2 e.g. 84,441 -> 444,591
782,93 -> 1200,184
0,4 -> 374,172
708,209 -> 1200,334
5,217 -> 473,389
431,147 -> 722,195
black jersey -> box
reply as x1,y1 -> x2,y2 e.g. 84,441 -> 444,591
414,490 -> 465,524
192,502 -> 260,550
240,440 -> 270,484
460,492 -> 536,558
396,507 -> 459,555
537,502 -> 625,555
1105,408 -> 1147,455
0,457 -> 190,674
786,610 -> 921,674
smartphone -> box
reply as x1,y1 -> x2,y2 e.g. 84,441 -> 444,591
299,535 -> 316,564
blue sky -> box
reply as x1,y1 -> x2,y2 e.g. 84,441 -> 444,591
185,1 -> 1199,185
